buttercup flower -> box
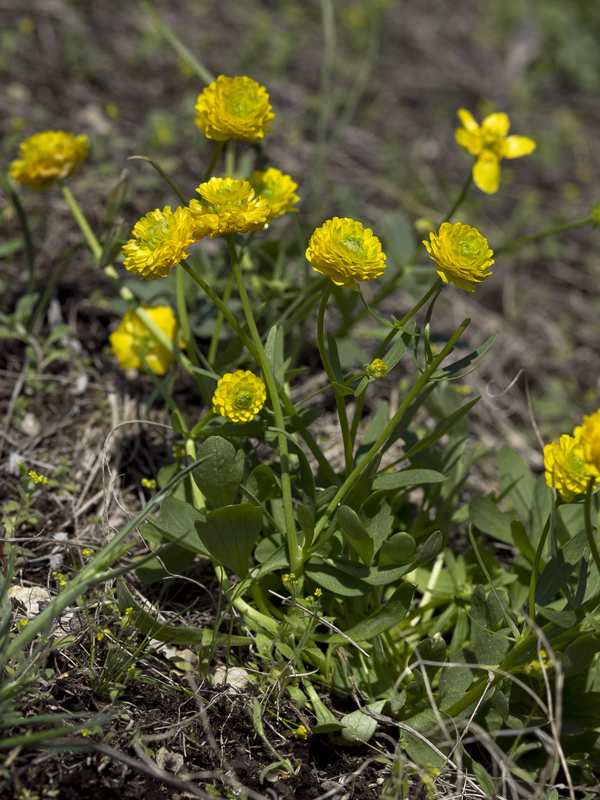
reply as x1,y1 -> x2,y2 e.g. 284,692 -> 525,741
366,359 -> 388,379
122,206 -> 196,280
247,168 -> 300,221
580,409 -> 600,477
306,217 -> 386,291
423,222 -> 494,292
189,177 -> 270,238
455,109 -> 536,194
9,130 -> 89,190
212,370 -> 266,423
544,427 -> 598,501
109,305 -> 180,375
195,75 -> 274,144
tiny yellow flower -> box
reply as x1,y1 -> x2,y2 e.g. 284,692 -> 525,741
455,109 -> 536,194
247,168 -> 300,221
96,627 -> 111,641
141,478 -> 157,490
212,370 -> 266,423
423,222 -> 494,292
125,607 -> 133,615
580,409 -> 600,477
109,305 -> 180,376
306,217 -> 387,291
282,573 -> 296,583
366,359 -> 387,379
294,725 -> 308,740
28,470 -> 48,485
195,75 -> 274,144
172,443 -> 186,461
544,428 -> 598,501
82,548 -> 94,557
18,619 -> 28,628
9,130 -> 89,190
52,571 -> 67,587
122,206 -> 196,280
189,177 -> 271,239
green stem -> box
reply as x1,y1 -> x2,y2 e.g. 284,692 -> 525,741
528,516 -> 551,622
584,477 -> 600,579
202,141 -> 225,183
495,217 -> 592,255
60,182 -> 102,263
317,285 -> 354,477
176,264 -> 210,403
0,169 -> 36,295
313,317 -> 471,543
442,172 -> 472,225
208,271 -> 235,365
226,235 -> 302,578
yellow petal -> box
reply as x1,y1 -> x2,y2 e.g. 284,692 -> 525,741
481,112 -> 510,138
501,135 -> 536,159
455,127 -> 481,155
473,155 -> 500,194
457,108 -> 478,132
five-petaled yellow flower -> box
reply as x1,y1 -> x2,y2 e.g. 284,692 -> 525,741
247,169 -> 300,221
109,305 -> 180,376
306,217 -> 386,291
580,409 -> 600,477
189,177 -> 271,239
423,222 -> 494,292
455,109 -> 536,194
10,130 -> 89,190
544,429 -> 597,502
195,75 -> 274,144
212,370 -> 266,423
122,206 -> 196,280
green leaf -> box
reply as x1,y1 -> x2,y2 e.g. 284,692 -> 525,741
135,541 -> 196,584
430,332 -> 498,381
380,532 -> 416,565
170,409 -> 187,435
373,469 -> 446,491
329,583 -> 415,645
116,578 -> 250,646
192,436 -> 244,509
331,381 -> 356,397
305,682 -> 344,734
297,503 -> 314,549
562,635 -> 600,677
411,530 -> 444,570
497,445 -> 535,520
344,452 -> 382,511
305,558 -> 372,596
194,504 -> 263,577
439,648 -> 477,710
336,505 -> 374,566
402,397 -> 480,460
535,531 -> 589,606
340,700 -> 386,744
327,332 -> 344,383
245,465 -> 279,503
148,496 -> 209,555
469,496 -> 514,545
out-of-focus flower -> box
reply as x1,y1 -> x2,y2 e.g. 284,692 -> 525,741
423,222 -> 494,292
122,206 -> 195,280
580,409 -> 600,477
544,428 -> 597,501
9,130 -> 89,190
195,75 -> 274,144
306,217 -> 386,291
247,168 -> 300,221
109,305 -> 180,376
366,359 -> 387,379
455,109 -> 536,194
212,370 -> 266,423
189,177 -> 270,238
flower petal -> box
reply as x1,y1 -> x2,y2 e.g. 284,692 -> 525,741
473,155 -> 501,194
481,112 -> 510,138
457,108 -> 478,132
455,127 -> 481,155
501,135 -> 536,159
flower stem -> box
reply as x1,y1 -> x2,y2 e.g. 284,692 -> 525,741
176,264 -> 211,403
208,271 -> 235,365
226,235 -> 302,578
584,477 -> 600,579
202,141 -> 225,183
60,181 -> 102,263
0,169 -> 36,295
317,284 -> 354,477
442,172 -> 472,225
495,216 -> 592,255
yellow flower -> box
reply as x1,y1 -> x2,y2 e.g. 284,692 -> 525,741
122,206 -> 196,280
544,428 -> 597,501
195,75 -> 274,144
423,222 -> 494,292
189,177 -> 270,239
366,359 -> 387,379
580,409 -> 600,477
28,470 -> 48,485
109,305 -> 180,376
455,109 -> 536,194
212,370 -> 266,423
247,168 -> 300,220
306,217 -> 387,291
141,478 -> 157,489
9,130 -> 89,190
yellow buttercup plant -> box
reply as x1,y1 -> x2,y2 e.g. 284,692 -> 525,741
306,217 -> 387,291
544,428 -> 597,502
455,109 -> 536,194
189,177 -> 271,238
122,206 -> 196,280
423,222 -> 494,292
212,370 -> 267,423
109,305 -> 180,375
366,359 -> 388,379
9,130 -> 89,190
195,75 -> 274,144
247,168 -> 300,221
